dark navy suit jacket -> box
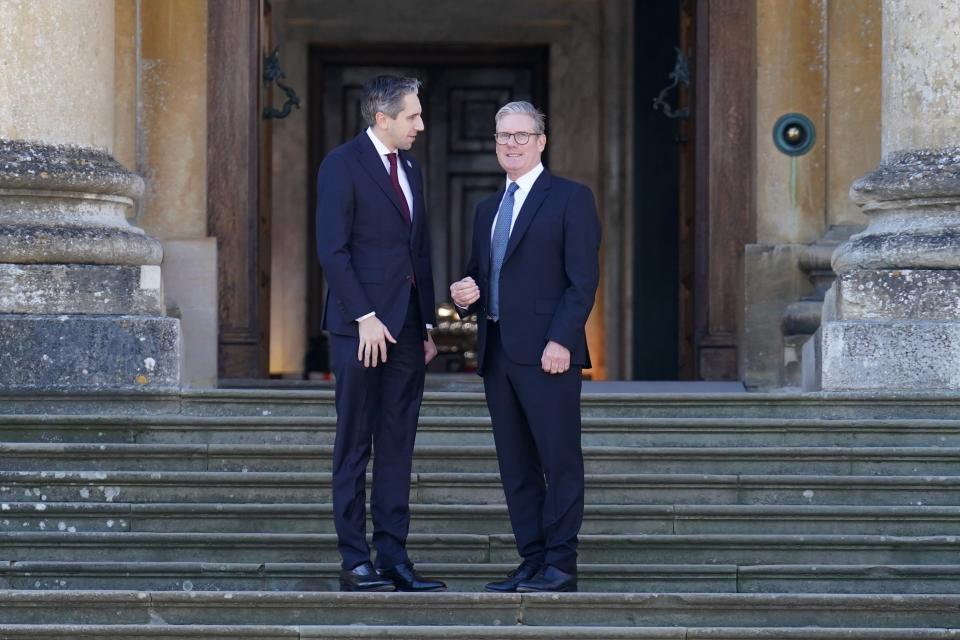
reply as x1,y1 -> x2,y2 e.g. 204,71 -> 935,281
316,132 -> 436,338
464,169 -> 601,373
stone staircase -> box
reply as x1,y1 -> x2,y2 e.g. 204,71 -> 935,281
1,388 -> 960,638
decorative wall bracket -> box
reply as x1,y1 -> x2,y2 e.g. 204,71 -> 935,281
652,47 -> 691,120
263,48 -> 301,120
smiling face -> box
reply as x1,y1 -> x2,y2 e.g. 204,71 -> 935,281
495,113 -> 546,181
375,92 -> 425,151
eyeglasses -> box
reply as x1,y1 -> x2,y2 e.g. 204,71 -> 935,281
494,131 -> 540,145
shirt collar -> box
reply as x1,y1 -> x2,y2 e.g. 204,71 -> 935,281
506,163 -> 544,193
366,127 -> 395,158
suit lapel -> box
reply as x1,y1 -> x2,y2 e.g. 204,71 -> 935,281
353,133 -> 407,221
399,150 -> 422,245
502,170 -> 551,265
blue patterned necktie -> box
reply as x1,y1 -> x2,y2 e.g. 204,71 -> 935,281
488,182 -> 519,321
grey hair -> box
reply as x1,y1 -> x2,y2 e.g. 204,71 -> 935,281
495,101 -> 546,134
360,75 -> 421,126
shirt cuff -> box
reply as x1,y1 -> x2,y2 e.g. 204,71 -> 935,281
356,311 -> 376,322
425,324 -> 433,331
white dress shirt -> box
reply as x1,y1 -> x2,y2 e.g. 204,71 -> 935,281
365,127 -> 414,220
490,162 -> 544,241
453,164 -> 545,314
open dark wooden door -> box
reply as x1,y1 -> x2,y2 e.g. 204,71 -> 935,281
633,0 -> 753,381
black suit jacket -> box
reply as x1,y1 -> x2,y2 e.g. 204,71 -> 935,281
464,169 -> 601,374
316,132 -> 436,338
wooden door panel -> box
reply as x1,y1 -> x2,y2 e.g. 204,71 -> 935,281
426,67 -> 534,294
208,0 -> 268,379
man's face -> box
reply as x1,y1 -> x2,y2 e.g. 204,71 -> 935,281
495,113 -> 546,180
377,93 -> 425,151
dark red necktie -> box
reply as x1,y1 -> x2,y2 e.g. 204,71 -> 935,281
386,153 -> 412,225
387,152 -> 416,288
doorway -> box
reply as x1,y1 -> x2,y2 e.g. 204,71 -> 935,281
633,0 -> 696,380
303,47 -> 549,375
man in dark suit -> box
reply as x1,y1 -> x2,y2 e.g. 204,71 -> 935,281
450,101 -> 601,593
316,75 -> 445,593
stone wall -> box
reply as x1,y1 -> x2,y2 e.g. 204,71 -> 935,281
743,0 -> 881,389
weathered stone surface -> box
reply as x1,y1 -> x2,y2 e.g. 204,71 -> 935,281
161,240 -> 217,388
0,560 -> 736,595
0,223 -> 163,266
821,321 -> 960,391
881,0 -> 960,154
801,327 -> 822,391
0,264 -> 163,315
818,0 -> 960,395
835,270 -> 960,321
0,140 -> 143,199
0,141 -> 162,266
739,564 -> 960,595
0,315 -> 180,390
851,148 -> 960,206
742,244 -> 809,390
0,624 -> 299,639
7,441 -> 960,477
832,222 -> 960,272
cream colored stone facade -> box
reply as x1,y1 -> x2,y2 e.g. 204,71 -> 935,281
745,0 -> 883,389
8,0 -> 950,388
0,0 -> 116,150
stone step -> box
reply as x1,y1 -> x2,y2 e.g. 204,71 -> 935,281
2,591 -> 960,628
6,502 -> 960,536
0,561 -> 733,593
5,470 -> 960,505
4,561 -> 960,595
6,442 -> 960,475
177,389 -> 960,420
5,414 -> 960,447
4,389 -> 960,421
3,624 -> 956,640
3,531 -> 960,565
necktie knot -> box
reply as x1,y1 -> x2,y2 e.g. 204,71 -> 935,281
507,182 -> 519,196
386,152 -> 398,167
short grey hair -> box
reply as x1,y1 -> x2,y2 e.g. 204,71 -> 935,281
495,101 -> 546,134
360,75 -> 421,126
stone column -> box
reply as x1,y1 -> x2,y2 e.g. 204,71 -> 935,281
810,0 -> 960,391
0,0 -> 179,390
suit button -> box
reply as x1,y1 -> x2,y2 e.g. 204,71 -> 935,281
405,275 -> 412,281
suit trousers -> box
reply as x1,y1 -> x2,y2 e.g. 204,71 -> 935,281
483,320 -> 585,574
329,289 -> 425,570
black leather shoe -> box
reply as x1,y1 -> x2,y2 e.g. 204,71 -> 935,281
339,561 -> 396,592
516,565 -> 577,592
378,562 -> 447,592
484,559 -> 543,593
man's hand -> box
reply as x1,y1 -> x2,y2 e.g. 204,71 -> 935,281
541,340 -> 571,375
357,315 -> 396,367
424,333 -> 438,365
450,276 -> 480,308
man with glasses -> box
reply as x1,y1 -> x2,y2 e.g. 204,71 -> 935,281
450,101 -> 601,593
